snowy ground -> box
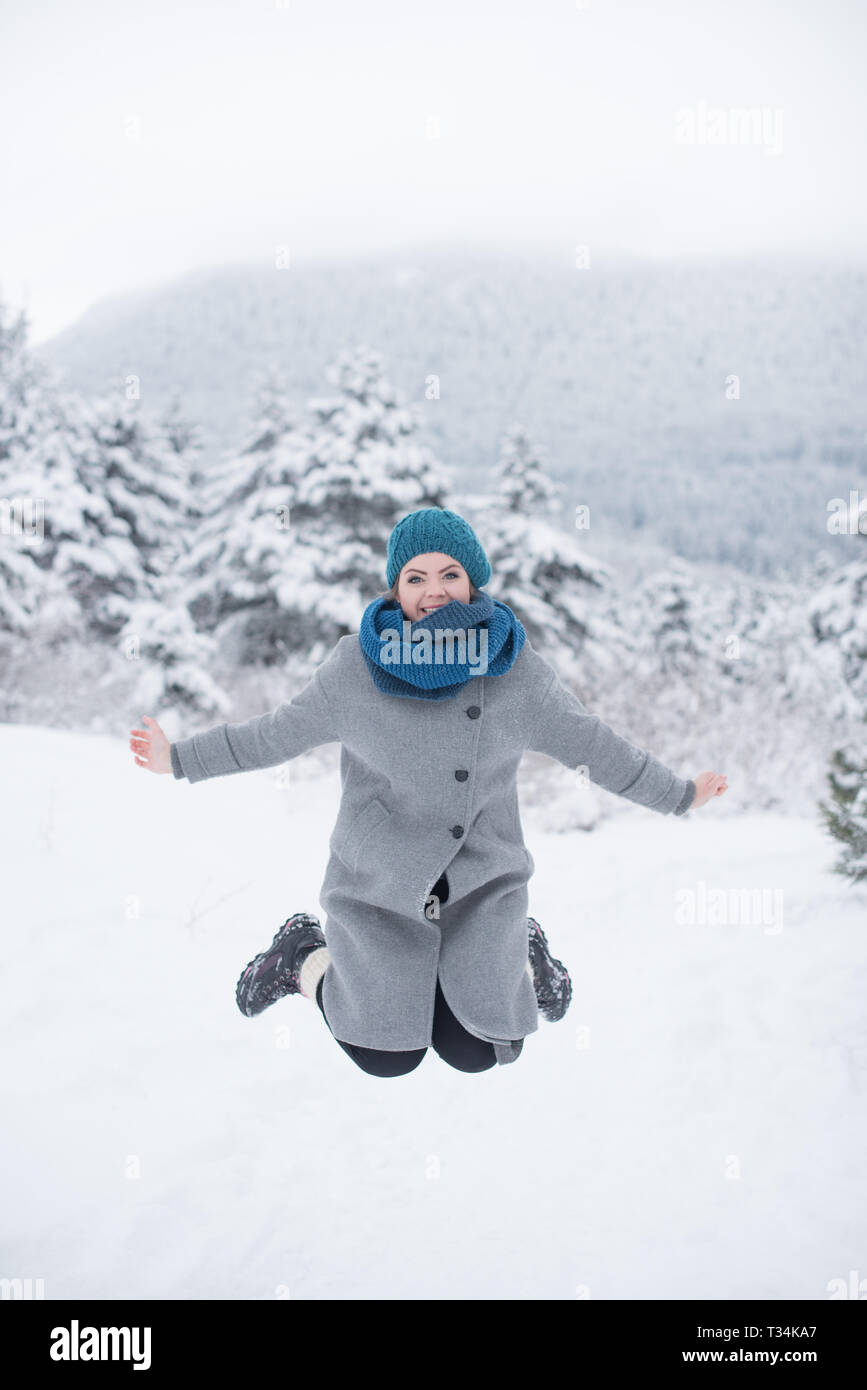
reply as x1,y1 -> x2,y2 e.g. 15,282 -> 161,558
2,721 -> 865,1301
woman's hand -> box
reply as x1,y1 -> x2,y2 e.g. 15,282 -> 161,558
129,715 -> 172,775
689,771 -> 728,810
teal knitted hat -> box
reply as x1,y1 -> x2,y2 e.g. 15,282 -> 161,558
385,507 -> 492,589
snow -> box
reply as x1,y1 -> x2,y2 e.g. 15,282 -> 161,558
2,721 -> 865,1300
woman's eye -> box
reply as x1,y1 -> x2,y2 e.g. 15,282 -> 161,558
408,573 -> 460,583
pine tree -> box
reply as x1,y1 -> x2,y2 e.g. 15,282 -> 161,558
0,301 -> 81,639
819,730 -> 867,884
0,301 -> 52,459
180,362 -> 306,643
494,424 -> 558,514
159,388 -> 208,502
118,596 -> 231,722
633,557 -> 710,681
39,388 -> 199,641
466,423 -> 610,660
813,497 -> 867,881
0,289 -> 203,649
181,345 -> 452,668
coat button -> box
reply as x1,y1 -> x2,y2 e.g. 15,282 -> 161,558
454,769 -> 468,781
466,705 -> 481,718
451,825 -> 464,838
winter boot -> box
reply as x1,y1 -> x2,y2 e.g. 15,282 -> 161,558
235,912 -> 326,1018
527,916 -> 572,1022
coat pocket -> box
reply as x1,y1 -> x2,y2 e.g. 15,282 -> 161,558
471,810 -> 533,874
337,797 -> 392,872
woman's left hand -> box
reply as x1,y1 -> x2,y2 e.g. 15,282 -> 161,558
688,771 -> 728,810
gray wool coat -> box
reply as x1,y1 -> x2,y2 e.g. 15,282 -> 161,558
169,634 -> 695,1065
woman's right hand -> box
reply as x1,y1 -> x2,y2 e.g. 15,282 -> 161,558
129,715 -> 172,774
689,770 -> 728,810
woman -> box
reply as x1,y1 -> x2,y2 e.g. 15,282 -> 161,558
129,507 -> 727,1077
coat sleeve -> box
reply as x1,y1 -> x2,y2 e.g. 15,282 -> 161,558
525,656 -> 695,816
169,639 -> 344,785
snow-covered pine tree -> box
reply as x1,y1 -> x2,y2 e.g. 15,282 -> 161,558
609,555 -> 724,752
0,301 -> 61,636
159,388 -> 208,502
118,597 -> 231,727
0,300 -> 123,648
494,423 -> 559,514
0,301 -> 51,459
180,361 -> 306,645
464,423 -> 610,663
819,726 -> 867,884
144,363 -> 306,714
635,557 -> 705,681
183,345 -> 452,669
111,391 -> 226,720
41,387 -> 198,643
812,497 -> 867,879
1,304 -> 206,725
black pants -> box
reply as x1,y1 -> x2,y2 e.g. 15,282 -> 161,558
315,872 -> 498,1076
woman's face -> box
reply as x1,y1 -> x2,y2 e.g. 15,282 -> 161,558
397,552 -> 471,621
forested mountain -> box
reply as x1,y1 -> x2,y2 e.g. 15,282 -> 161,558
35,246 -> 867,580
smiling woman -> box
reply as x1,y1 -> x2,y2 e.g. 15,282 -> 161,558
383,552 -> 480,622
139,505 -> 714,1084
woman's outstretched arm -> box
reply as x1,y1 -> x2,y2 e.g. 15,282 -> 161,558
526,659 -> 727,815
129,639 -> 346,784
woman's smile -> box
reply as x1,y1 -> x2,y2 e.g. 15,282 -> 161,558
396,552 -> 472,621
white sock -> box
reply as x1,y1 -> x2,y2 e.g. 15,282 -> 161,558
299,945 -> 331,1001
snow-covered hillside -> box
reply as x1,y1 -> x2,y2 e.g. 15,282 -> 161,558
35,248 -> 867,580
2,722 -> 865,1300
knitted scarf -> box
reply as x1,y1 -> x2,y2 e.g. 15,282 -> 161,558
358,591 -> 526,700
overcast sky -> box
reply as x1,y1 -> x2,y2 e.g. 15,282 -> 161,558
2,0 -> 865,345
